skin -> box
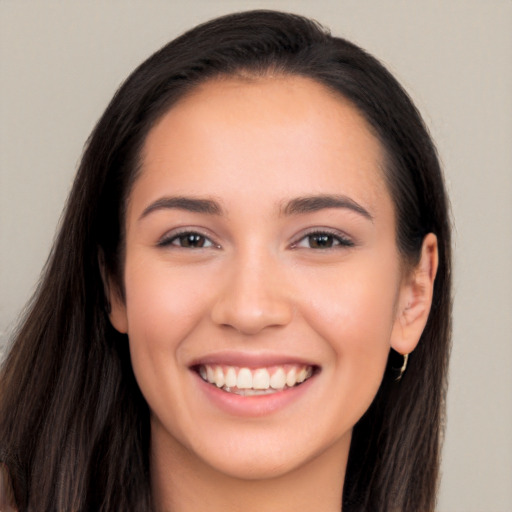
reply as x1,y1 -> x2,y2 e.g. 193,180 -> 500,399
109,75 -> 438,512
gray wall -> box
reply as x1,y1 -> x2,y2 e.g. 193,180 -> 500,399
1,1 -> 511,511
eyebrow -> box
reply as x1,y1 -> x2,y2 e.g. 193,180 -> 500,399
281,194 -> 373,221
139,196 -> 223,220
138,193 -> 373,222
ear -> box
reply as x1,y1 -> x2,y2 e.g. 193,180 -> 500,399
98,250 -> 128,334
391,233 -> 438,355
107,284 -> 129,334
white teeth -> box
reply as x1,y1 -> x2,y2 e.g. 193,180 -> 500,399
270,367 -> 286,389
214,366 -> 224,388
225,367 -> 237,388
198,364 -> 314,394
252,368 -> 270,390
206,365 -> 215,383
286,368 -> 297,387
234,388 -> 277,396
237,368 -> 253,389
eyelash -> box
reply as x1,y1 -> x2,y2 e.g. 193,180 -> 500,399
291,229 -> 355,250
157,230 -> 218,249
157,229 -> 354,250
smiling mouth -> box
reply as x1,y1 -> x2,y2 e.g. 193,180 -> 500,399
194,364 -> 317,396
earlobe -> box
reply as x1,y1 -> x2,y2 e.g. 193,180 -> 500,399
391,233 -> 438,355
108,286 -> 129,334
98,251 -> 129,334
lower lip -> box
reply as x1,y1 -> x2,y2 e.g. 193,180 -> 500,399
193,371 -> 316,417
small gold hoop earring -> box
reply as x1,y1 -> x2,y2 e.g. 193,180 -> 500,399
395,353 -> 409,382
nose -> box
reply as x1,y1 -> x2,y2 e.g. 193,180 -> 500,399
210,250 -> 294,335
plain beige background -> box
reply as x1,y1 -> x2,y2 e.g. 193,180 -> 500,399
1,1 -> 511,511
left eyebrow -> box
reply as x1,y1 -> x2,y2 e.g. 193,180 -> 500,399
139,196 -> 223,220
281,194 -> 374,221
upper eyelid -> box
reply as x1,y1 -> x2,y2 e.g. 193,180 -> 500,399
156,226 -> 354,247
292,227 -> 353,242
157,228 -> 219,247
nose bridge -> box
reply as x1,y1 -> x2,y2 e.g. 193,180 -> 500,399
210,244 -> 293,334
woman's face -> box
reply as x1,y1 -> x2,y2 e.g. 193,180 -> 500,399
110,75 -> 416,480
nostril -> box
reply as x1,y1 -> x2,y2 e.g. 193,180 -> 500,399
209,258 -> 295,334
210,300 -> 293,335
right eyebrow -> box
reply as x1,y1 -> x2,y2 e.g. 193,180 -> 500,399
138,196 -> 223,220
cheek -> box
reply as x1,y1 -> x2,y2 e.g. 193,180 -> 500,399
300,257 -> 400,372
314,278 -> 397,421
122,261 -> 220,439
122,261 -> 212,391
124,260 -> 209,340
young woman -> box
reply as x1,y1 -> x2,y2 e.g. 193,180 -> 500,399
0,10 -> 451,512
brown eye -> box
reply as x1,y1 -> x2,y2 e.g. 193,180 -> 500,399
178,233 -> 207,248
308,234 -> 335,248
294,231 -> 355,249
158,232 -> 215,249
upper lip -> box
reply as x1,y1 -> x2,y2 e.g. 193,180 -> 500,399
188,350 -> 319,369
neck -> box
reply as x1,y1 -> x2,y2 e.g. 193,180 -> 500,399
151,428 -> 350,512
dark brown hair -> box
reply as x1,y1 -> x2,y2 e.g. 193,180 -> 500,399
0,10 -> 451,511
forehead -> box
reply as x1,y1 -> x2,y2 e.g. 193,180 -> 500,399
133,75 -> 392,220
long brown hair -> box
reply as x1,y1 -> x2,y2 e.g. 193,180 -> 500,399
0,10 -> 451,511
